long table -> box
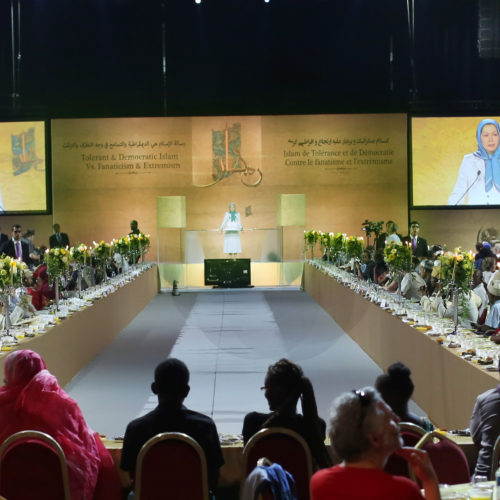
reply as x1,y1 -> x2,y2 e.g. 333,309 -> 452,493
0,265 -> 159,387
303,263 -> 499,429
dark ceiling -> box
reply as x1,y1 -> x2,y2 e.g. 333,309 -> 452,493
0,0 -> 499,118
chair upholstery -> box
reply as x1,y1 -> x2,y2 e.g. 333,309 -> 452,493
0,430 -> 71,500
242,427 -> 313,500
490,434 -> 500,480
384,422 -> 427,478
135,432 -> 209,500
413,431 -> 470,485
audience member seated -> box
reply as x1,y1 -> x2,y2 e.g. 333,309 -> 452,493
419,259 -> 436,296
470,384 -> 500,479
375,362 -> 433,431
309,387 -> 440,500
482,256 -> 497,287
121,358 -> 224,495
400,257 -> 427,300
421,280 -> 479,328
373,250 -> 389,285
242,358 -> 331,470
0,350 -> 120,500
354,249 -> 375,281
27,264 -> 54,310
475,271 -> 500,336
472,269 -> 489,320
475,242 -> 495,270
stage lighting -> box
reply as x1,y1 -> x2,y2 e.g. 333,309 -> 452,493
195,0 -> 201,4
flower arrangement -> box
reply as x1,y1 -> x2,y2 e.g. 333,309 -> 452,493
439,248 -> 474,292
92,241 -> 113,261
45,247 -> 71,278
129,233 -> 151,256
319,231 -> 332,250
346,236 -> 364,259
331,233 -> 347,256
383,242 -> 412,273
0,256 -> 27,289
114,236 -> 131,256
70,243 -> 91,266
304,230 -> 320,246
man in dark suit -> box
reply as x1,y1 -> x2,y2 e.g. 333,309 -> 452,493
402,221 -> 429,258
49,223 -> 70,248
1,224 -> 31,264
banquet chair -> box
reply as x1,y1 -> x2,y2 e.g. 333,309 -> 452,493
412,431 -> 470,485
490,434 -> 500,480
134,432 -> 209,500
384,422 -> 426,478
0,430 -> 71,500
242,427 -> 312,500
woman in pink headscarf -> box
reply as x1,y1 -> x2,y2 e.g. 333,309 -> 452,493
0,350 -> 120,500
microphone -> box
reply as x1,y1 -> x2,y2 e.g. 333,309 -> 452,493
454,170 -> 481,205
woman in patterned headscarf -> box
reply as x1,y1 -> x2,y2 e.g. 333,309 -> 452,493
448,118 -> 500,205
0,350 -> 120,500
219,202 -> 243,255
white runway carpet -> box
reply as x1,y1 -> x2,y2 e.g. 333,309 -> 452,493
65,288 -> 423,439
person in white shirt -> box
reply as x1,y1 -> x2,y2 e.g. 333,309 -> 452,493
219,202 -> 243,255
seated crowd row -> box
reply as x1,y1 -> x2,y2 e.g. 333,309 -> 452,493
0,350 -> 494,499
354,221 -> 500,336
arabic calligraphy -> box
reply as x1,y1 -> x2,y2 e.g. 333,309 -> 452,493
287,137 -> 390,147
62,139 -> 186,150
197,123 -> 262,188
11,128 -> 44,175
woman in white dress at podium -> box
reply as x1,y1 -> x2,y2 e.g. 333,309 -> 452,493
219,202 -> 243,255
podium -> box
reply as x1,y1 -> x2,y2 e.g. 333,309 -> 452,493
204,259 -> 251,288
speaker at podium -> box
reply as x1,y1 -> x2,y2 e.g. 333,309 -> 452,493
204,259 -> 251,288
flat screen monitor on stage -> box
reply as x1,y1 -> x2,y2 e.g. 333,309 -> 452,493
411,115 -> 500,208
204,259 -> 251,288
0,121 -> 49,214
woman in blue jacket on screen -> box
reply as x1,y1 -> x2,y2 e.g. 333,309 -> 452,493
448,118 -> 500,205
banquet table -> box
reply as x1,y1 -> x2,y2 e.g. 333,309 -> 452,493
0,264 -> 159,387
303,262 -> 500,430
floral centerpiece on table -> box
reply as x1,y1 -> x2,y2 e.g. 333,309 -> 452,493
45,247 -> 71,279
304,229 -> 320,246
128,233 -> 151,262
92,241 -> 113,263
439,248 -> 474,293
383,241 -> 412,274
304,229 -> 321,259
0,256 -> 27,290
70,243 -> 91,266
346,236 -> 364,260
114,236 -> 131,256
330,232 -> 347,264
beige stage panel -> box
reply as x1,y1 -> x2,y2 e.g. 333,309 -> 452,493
303,263 -> 499,429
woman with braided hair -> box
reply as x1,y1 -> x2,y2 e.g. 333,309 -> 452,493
242,358 -> 332,470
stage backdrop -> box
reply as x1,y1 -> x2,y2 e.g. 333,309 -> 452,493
51,114 -> 407,286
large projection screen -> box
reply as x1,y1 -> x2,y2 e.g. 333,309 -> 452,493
0,121 -> 48,214
412,116 -> 500,208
